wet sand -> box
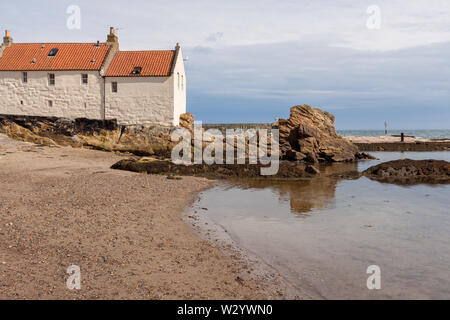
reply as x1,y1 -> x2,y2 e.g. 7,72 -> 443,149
0,134 -> 291,299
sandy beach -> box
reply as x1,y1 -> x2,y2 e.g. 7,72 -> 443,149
0,134 -> 291,299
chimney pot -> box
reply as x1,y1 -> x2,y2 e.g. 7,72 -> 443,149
106,27 -> 118,48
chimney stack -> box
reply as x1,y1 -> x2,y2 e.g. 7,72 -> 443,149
3,30 -> 12,47
0,30 -> 12,58
106,27 -> 118,48
101,27 -> 119,76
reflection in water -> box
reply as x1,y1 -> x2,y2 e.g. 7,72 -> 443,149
230,178 -> 339,217
230,161 -> 359,217
318,160 -> 358,176
195,152 -> 450,299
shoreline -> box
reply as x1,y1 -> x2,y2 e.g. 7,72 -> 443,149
183,184 -> 305,299
0,134 -> 289,299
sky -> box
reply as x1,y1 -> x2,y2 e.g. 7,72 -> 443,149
1,0 -> 449,129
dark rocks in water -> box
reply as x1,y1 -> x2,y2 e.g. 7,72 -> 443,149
111,158 -> 316,180
355,152 -> 377,160
305,165 -> 321,175
277,105 -> 362,163
363,159 -> 450,184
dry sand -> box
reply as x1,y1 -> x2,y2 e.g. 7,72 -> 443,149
0,134 -> 294,299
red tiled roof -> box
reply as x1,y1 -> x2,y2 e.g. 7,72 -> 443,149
0,43 -> 110,71
105,50 -> 175,77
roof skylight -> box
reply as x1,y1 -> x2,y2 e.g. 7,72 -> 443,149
48,48 -> 59,57
131,66 -> 142,75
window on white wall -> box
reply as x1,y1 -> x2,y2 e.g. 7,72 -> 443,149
48,73 -> 55,86
112,82 -> 118,93
82,74 -> 88,85
177,72 -> 180,89
48,100 -> 53,107
181,75 -> 184,90
22,72 -> 28,83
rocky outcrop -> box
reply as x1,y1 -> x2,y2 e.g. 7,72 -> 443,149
0,114 -> 175,157
363,159 -> 450,184
277,105 -> 360,163
1,108 -> 369,165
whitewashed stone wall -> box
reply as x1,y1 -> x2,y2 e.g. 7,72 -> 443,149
0,52 -> 186,126
173,48 -> 186,126
0,71 -> 104,119
104,76 -> 175,126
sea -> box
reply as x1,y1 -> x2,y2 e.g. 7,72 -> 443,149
337,129 -> 450,139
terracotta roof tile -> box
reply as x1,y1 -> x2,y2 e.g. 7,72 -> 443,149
0,43 -> 110,71
105,50 -> 175,77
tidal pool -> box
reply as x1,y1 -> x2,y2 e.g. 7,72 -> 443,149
193,152 -> 450,299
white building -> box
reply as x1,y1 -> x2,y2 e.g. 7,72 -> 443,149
0,28 -> 186,126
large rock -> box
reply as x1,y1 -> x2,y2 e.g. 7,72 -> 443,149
278,105 -> 359,163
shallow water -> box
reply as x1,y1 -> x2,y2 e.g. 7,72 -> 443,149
194,152 -> 450,299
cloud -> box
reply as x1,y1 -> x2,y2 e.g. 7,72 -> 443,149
185,39 -> 450,127
205,32 -> 223,42
1,0 -> 449,128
